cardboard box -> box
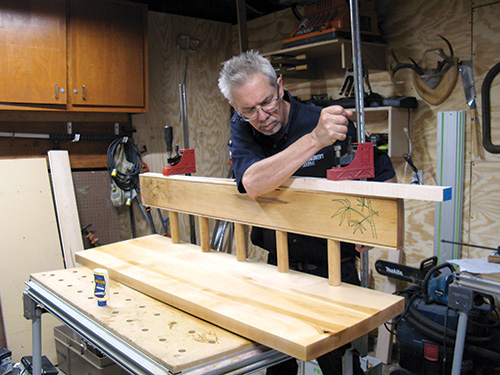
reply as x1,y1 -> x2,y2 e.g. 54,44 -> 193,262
54,326 -> 127,375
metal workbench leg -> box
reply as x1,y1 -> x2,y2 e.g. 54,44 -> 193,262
451,311 -> 468,375
23,292 -> 43,375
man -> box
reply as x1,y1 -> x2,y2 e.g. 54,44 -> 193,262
218,51 -> 396,374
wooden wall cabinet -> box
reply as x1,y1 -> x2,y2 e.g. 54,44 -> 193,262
0,0 -> 67,106
0,0 -> 148,113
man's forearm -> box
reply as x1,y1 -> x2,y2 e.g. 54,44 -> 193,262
242,133 -> 321,198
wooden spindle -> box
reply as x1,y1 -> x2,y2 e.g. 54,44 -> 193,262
276,230 -> 289,273
169,211 -> 180,244
234,223 -> 246,261
199,216 -> 210,252
328,239 -> 341,286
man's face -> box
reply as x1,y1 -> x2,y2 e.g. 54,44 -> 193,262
230,73 -> 287,136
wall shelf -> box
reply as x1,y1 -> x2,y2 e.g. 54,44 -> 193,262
262,38 -> 387,79
351,106 -> 411,159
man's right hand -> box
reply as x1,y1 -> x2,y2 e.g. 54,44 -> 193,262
311,106 -> 352,149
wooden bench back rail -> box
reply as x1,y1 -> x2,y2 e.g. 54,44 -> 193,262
140,174 -> 405,286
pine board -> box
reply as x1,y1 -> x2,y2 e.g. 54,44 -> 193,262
48,150 -> 84,267
30,267 -> 256,373
75,235 -> 404,361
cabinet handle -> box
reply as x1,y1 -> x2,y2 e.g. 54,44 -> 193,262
55,84 -> 59,99
82,85 -> 86,101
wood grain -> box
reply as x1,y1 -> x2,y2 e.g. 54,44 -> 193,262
30,267 -> 256,373
282,177 -> 451,202
75,235 -> 404,361
131,11 -> 233,243
140,174 -> 404,249
48,150 -> 84,268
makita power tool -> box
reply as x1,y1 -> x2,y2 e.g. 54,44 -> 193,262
376,256 -> 499,375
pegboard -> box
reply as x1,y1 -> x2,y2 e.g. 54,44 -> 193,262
72,170 -> 122,247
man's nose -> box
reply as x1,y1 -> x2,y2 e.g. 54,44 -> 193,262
257,107 -> 270,121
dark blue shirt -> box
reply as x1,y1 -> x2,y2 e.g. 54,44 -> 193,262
229,91 -> 396,280
230,91 -> 395,192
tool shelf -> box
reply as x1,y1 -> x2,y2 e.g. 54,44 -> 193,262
262,38 -> 387,79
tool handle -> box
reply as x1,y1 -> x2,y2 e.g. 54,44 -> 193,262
164,126 -> 173,153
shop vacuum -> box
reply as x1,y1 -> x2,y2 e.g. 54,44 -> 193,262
376,256 -> 500,374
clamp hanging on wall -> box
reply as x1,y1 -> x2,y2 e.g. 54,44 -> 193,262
481,61 -> 500,153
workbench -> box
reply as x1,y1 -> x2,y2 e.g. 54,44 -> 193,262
24,267 -> 290,375
23,174 -> 451,374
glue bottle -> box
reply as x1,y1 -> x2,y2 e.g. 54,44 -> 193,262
93,268 -> 110,306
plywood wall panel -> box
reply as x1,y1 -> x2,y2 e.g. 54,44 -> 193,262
132,12 -> 233,243
473,3 -> 500,155
469,161 -> 500,258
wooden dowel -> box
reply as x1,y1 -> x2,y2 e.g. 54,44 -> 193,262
169,211 -> 180,244
199,216 -> 210,252
234,223 -> 246,261
328,239 -> 341,286
276,231 -> 289,273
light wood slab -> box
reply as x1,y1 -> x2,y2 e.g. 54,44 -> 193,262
0,158 -> 64,362
48,150 -> 84,268
140,174 -> 404,249
30,267 -> 256,373
282,177 -> 452,202
75,235 -> 404,361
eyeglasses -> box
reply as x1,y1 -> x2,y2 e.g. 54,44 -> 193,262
238,88 -> 280,121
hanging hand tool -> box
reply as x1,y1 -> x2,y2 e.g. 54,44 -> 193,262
162,125 -> 196,176
162,125 -> 197,244
459,59 -> 481,157
481,61 -> 500,154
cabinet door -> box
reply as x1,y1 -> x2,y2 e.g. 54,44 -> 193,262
69,0 -> 146,108
0,0 -> 67,105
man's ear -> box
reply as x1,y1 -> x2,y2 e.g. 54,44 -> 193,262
277,77 -> 284,96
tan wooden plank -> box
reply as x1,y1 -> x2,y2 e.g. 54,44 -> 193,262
282,177 -> 451,202
140,174 -> 404,249
48,150 -> 84,268
30,267 -> 256,373
75,235 -> 404,361
0,158 -> 65,363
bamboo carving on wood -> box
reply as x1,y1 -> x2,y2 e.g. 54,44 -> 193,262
332,197 -> 379,238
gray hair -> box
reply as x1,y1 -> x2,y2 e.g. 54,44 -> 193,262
218,50 -> 277,103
